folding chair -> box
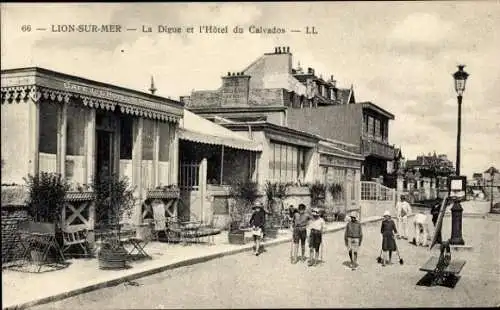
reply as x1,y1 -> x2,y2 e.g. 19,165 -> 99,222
149,202 -> 168,241
62,226 -> 90,258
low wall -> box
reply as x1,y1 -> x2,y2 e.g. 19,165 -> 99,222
208,187 -> 313,230
1,186 -> 31,265
360,200 -> 396,220
1,206 -> 30,265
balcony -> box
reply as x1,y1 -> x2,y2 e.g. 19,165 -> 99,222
361,136 -> 395,160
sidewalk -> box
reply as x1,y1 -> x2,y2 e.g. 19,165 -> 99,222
2,216 -> 383,310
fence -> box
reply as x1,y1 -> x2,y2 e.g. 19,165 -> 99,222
179,162 -> 200,191
360,181 -> 397,219
361,181 -> 396,201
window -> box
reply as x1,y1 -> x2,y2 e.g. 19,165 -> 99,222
142,119 -> 155,160
38,102 -> 59,174
367,116 -> 374,137
120,116 -> 133,160
269,141 -> 306,183
39,103 -> 59,154
66,105 -> 87,184
374,119 -> 381,139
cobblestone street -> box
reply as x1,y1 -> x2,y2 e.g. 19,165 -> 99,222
28,218 -> 500,309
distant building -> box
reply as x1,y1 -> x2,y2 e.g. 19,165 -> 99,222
402,152 -> 455,201
182,46 -> 367,214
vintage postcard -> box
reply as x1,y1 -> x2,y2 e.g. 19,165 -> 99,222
1,2 -> 499,309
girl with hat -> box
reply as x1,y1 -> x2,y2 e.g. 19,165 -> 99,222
380,210 -> 398,266
307,208 -> 325,266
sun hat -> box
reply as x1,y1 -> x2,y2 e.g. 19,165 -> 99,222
253,201 -> 263,209
350,211 -> 358,219
311,207 -> 319,214
383,210 -> 391,217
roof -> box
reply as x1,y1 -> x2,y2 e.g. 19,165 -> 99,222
222,121 -> 319,141
337,88 -> 353,104
179,109 -> 262,152
1,67 -> 184,122
1,67 -> 182,107
361,102 -> 395,120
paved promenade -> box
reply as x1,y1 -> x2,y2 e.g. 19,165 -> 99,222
1,216 -> 382,310
27,216 -> 500,309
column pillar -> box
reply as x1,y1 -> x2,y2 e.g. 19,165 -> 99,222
170,123 -> 179,185
199,158 -> 208,223
396,175 -> 404,192
57,103 -> 68,177
354,168 -> 361,220
153,120 -> 160,187
132,118 -> 143,225
86,109 -> 96,185
28,101 -> 40,176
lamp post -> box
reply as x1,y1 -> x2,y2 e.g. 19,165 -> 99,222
449,65 -> 469,246
485,166 -> 499,213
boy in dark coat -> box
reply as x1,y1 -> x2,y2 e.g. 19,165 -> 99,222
345,212 -> 363,270
291,203 -> 310,263
381,210 -> 398,266
250,201 -> 266,256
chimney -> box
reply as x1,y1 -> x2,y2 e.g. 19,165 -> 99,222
149,76 -> 157,95
277,47 -> 281,53
287,47 -> 290,53
274,47 -> 278,53
228,72 -> 231,76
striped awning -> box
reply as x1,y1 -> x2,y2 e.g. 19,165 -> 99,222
179,109 -> 262,152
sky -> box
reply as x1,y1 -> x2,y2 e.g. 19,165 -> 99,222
1,2 -> 499,178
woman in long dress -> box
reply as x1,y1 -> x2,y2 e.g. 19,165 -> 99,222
381,210 -> 398,266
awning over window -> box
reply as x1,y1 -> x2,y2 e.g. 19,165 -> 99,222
179,109 -> 262,152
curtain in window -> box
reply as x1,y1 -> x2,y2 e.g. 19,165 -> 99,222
66,105 -> 87,184
38,102 -> 59,173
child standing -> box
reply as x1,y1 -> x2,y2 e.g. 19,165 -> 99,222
380,210 -> 398,266
249,201 -> 266,256
307,208 -> 325,266
291,204 -> 310,263
344,212 -> 363,270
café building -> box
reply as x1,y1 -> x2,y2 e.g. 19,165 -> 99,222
1,67 -> 184,228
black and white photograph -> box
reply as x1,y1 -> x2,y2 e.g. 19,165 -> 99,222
1,2 -> 499,309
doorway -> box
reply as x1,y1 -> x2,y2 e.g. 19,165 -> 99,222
96,130 -> 114,179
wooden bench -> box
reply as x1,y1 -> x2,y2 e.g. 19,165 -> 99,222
419,256 -> 466,274
419,256 -> 466,287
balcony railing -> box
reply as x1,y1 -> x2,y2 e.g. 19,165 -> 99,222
361,136 -> 395,160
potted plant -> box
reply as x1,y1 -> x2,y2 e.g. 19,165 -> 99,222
309,181 -> 327,208
329,183 -> 343,202
337,211 -> 346,222
24,172 -> 70,263
228,180 -> 259,244
93,172 -> 135,270
264,181 -> 287,239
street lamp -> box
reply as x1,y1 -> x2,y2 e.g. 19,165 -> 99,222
449,65 -> 469,246
452,65 -> 469,176
485,166 -> 499,213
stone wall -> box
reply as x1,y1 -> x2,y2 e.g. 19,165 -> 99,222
1,206 -> 30,265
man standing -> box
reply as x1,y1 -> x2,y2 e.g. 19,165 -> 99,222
396,195 -> 412,240
344,212 -> 363,270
